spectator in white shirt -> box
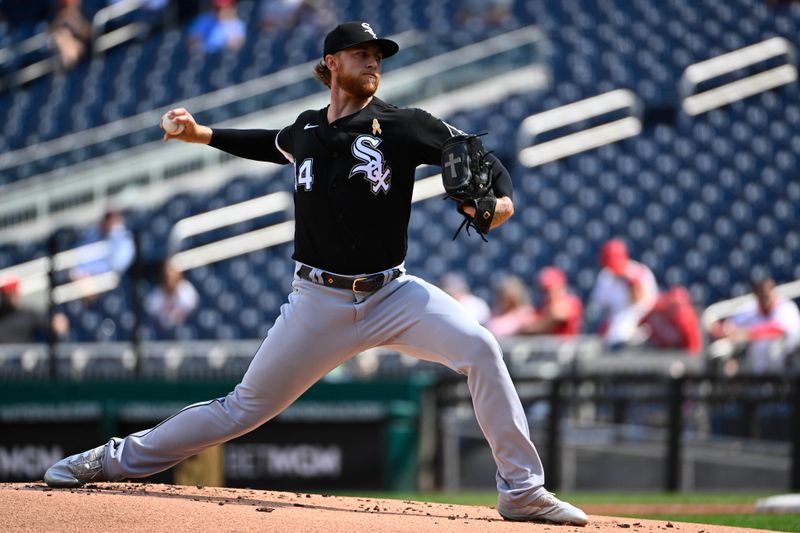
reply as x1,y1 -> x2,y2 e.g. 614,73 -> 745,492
145,260 -> 199,335
588,239 -> 659,349
710,276 -> 800,374
440,272 -> 491,325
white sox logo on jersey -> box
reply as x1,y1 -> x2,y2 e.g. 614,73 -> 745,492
350,134 -> 391,194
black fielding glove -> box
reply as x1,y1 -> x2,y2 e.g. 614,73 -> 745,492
441,134 -> 497,240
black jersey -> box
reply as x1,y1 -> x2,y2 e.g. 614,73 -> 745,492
209,97 -> 513,276
277,97 -> 461,274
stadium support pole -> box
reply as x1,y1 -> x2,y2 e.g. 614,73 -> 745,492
792,377 -> 800,491
131,232 -> 143,376
665,376 -> 684,492
47,233 -> 58,380
546,377 -> 562,491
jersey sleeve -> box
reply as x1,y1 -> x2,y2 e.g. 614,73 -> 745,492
209,128 -> 291,164
275,126 -> 294,163
408,108 -> 465,166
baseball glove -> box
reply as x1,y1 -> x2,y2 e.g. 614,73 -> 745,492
441,134 -> 497,240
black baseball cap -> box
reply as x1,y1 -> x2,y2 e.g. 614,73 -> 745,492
323,21 -> 399,59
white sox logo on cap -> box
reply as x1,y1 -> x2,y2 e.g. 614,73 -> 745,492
361,22 -> 377,39
323,21 -> 399,58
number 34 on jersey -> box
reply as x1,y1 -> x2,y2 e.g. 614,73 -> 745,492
293,135 -> 393,195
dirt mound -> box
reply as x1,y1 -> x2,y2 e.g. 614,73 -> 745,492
0,483 -> 770,532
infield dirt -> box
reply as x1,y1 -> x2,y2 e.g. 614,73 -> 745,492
0,482 -> 773,532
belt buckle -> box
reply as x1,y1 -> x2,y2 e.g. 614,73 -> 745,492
352,276 -> 369,291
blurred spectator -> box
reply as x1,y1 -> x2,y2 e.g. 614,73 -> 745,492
587,239 -> 659,349
188,0 -> 245,54
486,275 -> 537,338
0,10 -> 7,45
0,274 -> 69,343
455,0 -> 513,28
710,277 -> 800,374
70,209 -> 135,280
639,286 -> 702,355
259,0 -> 334,32
521,266 -> 582,336
145,260 -> 198,334
440,272 -> 490,325
259,0 -> 301,29
50,0 -> 91,70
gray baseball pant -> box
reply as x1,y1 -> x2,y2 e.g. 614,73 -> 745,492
103,266 -> 546,508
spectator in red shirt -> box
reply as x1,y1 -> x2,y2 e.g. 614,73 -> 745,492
522,266 -> 582,336
640,286 -> 702,355
0,274 -> 69,343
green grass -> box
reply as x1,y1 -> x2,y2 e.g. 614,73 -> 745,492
332,491 -> 800,531
630,514 -> 800,532
564,492 -> 774,505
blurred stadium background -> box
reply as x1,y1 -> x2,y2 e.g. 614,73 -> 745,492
0,0 -> 799,498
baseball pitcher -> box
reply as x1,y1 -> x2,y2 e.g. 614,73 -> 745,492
44,21 -> 587,526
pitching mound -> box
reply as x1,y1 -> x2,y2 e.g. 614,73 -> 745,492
0,483 -> 770,532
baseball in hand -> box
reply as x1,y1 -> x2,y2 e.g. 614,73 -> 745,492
161,112 -> 185,135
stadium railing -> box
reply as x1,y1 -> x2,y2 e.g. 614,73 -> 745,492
437,372 -> 800,492
91,0 -> 153,54
0,241 -> 119,305
679,36 -> 797,116
517,88 -> 644,167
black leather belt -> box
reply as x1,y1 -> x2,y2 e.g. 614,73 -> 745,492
297,265 -> 402,292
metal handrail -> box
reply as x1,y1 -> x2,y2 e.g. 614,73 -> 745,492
167,191 -> 293,256
94,23 -> 149,54
0,241 -> 110,297
52,271 -> 120,305
0,31 -> 50,66
91,0 -> 147,37
679,37 -> 798,116
518,89 -> 643,167
0,31 -> 53,91
171,221 -> 295,272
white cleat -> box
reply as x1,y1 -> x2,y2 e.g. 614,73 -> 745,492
44,444 -> 108,488
498,490 -> 589,526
